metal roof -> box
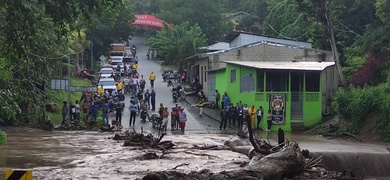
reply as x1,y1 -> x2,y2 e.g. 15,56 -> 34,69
222,61 -> 335,71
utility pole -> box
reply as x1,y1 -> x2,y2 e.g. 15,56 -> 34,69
68,54 -> 71,121
90,42 -> 93,71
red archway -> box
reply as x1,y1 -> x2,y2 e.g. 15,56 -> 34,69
131,14 -> 172,29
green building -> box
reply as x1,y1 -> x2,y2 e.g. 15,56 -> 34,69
186,41 -> 339,131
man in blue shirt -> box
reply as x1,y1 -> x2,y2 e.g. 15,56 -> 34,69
129,99 -> 138,126
89,102 -> 99,122
144,89 -> 150,109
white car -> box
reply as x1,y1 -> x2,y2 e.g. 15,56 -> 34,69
99,68 -> 113,79
98,78 -> 117,95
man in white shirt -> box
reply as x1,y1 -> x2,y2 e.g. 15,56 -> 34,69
132,76 -> 139,94
123,76 -> 130,94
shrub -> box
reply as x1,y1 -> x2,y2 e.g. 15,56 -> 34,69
332,85 -> 385,134
0,130 -> 7,145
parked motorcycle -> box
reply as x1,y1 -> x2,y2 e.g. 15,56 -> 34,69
172,87 -> 186,102
167,78 -> 173,87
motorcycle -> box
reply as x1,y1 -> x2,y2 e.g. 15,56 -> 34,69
140,108 -> 148,123
172,87 -> 186,102
167,78 -> 173,87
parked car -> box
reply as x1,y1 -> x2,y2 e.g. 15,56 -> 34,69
99,67 -> 114,79
98,78 -> 117,95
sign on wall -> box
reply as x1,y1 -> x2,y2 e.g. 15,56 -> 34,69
269,94 -> 286,124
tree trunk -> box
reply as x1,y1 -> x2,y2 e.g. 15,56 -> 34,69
323,0 -> 346,86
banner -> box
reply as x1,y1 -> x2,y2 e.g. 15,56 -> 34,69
269,94 -> 286,125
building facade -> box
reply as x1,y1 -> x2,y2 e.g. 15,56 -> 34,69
185,40 -> 339,131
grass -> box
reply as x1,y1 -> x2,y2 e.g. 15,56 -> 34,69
46,78 -> 92,122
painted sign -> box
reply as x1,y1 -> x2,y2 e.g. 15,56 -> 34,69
269,94 -> 286,124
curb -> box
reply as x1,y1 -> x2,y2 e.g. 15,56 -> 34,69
183,97 -> 222,124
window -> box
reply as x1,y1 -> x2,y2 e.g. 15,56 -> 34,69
306,72 -> 320,92
230,69 -> 236,83
257,71 -> 264,92
240,74 -> 255,92
266,71 -> 288,92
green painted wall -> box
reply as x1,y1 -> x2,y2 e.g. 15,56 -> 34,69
215,69 -> 228,96
217,64 -> 323,131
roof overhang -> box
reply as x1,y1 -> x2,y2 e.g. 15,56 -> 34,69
222,61 -> 335,71
206,67 -> 226,72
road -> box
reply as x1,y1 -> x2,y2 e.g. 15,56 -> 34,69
108,35 -> 224,134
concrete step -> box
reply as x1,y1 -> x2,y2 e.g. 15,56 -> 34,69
291,121 -> 305,132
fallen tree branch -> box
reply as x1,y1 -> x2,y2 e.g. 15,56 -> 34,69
172,163 -> 190,169
184,151 -> 218,159
246,118 -> 271,155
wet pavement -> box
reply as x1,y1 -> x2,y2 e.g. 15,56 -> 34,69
1,35 -> 390,179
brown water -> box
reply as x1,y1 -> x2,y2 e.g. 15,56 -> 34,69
0,131 -> 389,179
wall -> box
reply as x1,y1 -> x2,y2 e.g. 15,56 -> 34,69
229,34 -> 312,48
207,72 -> 216,101
225,64 -> 292,131
215,44 -> 333,63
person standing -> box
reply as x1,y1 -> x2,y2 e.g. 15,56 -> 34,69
129,99 -> 138,126
89,102 -> 99,122
214,90 -> 220,109
248,105 -> 256,128
221,92 -> 227,109
97,85 -> 104,96
82,101 -> 89,122
102,103 -> 110,125
61,101 -> 69,125
266,109 -> 273,132
162,107 -> 169,131
74,100 -> 80,121
123,76 -> 130,94
149,72 -> 156,88
179,108 -> 187,133
220,107 -> 228,130
223,93 -> 230,109
198,95 -> 204,117
171,107 -> 178,130
236,104 -> 243,129
132,75 -> 138,94
256,106 -> 263,130
144,89 -> 150,109
150,89 -> 156,111
115,100 -> 123,126
69,102 -> 75,121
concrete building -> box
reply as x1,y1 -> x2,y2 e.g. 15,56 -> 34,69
184,39 -> 338,131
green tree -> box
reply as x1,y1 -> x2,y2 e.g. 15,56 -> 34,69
158,0 -> 232,44
146,22 -> 207,66
0,0 -> 123,124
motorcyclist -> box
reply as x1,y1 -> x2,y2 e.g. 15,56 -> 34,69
172,84 -> 183,100
139,75 -> 146,91
116,64 -> 121,73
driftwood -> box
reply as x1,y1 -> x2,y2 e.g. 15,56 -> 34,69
142,143 -> 306,180
113,131 -> 175,150
172,163 -> 190,169
191,144 -> 227,150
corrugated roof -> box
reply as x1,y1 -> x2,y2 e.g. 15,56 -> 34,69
223,61 -> 335,71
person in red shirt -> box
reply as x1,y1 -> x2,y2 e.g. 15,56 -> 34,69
82,102 -> 89,122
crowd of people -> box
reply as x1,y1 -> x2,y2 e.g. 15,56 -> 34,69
215,90 -> 273,132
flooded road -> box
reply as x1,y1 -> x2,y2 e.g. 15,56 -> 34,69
0,131 -> 389,179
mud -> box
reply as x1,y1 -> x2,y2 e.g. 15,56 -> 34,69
0,131 -> 389,179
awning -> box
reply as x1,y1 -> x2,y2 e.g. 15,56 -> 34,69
131,14 -> 172,29
222,61 -> 335,71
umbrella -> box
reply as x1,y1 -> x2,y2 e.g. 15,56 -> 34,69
131,14 -> 172,29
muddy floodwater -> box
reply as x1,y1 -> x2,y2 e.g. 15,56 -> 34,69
0,131 -> 389,179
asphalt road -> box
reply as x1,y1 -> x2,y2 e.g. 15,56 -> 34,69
107,35 -> 224,134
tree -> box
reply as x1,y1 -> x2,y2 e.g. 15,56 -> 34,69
158,0 -> 232,44
146,22 -> 207,66
295,0 -> 346,86
0,0 -> 124,124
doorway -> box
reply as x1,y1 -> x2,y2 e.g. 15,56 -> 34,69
290,72 -> 303,120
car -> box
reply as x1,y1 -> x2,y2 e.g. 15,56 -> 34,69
125,49 -> 133,57
99,67 -> 114,79
98,78 -> 118,95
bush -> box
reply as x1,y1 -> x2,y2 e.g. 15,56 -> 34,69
332,85 -> 386,134
0,130 -> 7,145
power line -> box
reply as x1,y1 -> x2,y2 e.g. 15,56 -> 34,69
267,24 -> 309,40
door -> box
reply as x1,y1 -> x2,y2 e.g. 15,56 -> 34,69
290,72 -> 303,120
207,72 -> 216,101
